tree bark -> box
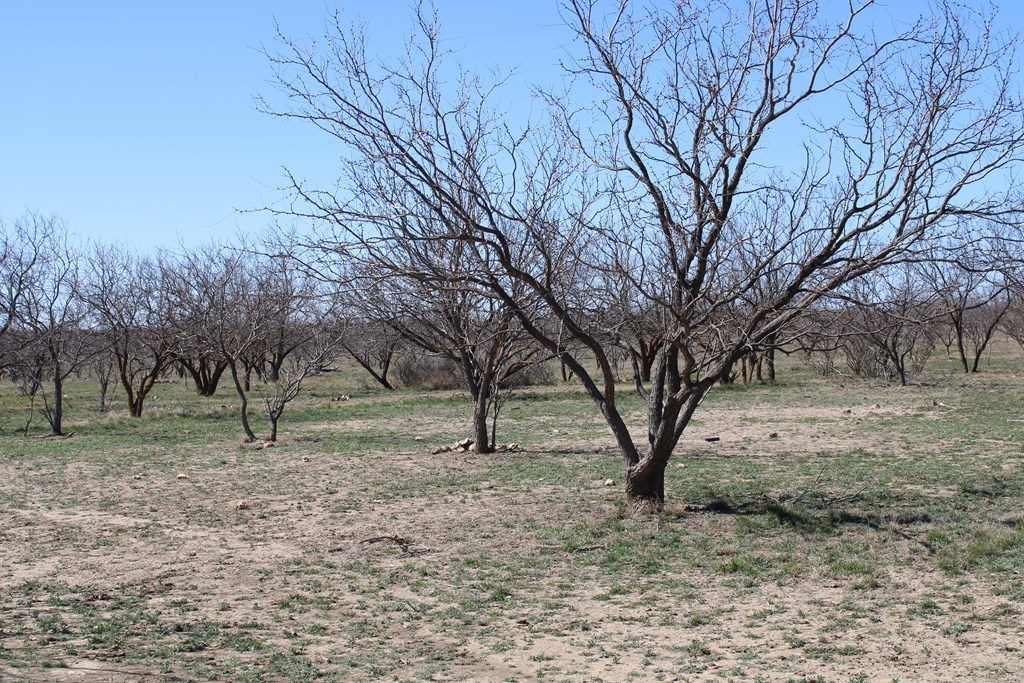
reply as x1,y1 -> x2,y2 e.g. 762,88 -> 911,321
229,361 -> 257,442
472,383 -> 494,454
51,371 -> 64,436
180,358 -> 227,396
625,460 -> 666,513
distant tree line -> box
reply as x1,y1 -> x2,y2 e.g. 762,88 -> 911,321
2,210 -> 1023,448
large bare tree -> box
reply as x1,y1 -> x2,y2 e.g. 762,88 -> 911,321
265,0 -> 1024,510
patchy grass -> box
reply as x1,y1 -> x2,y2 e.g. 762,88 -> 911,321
0,359 -> 1022,681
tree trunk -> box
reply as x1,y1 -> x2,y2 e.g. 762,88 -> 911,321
229,361 -> 257,442
472,386 -> 494,454
895,359 -> 908,386
955,333 -> 970,373
51,372 -> 64,436
949,314 -> 970,373
181,358 -> 227,396
98,377 -> 109,413
763,333 -> 777,383
970,329 -> 997,373
204,363 -> 226,395
129,369 -> 161,418
625,460 -> 666,513
630,340 -> 661,384
268,354 -> 283,383
268,411 -> 280,442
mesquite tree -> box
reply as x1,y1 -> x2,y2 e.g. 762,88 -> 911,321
164,250 -> 230,397
266,0 -> 1024,510
925,256 -> 1012,373
1,212 -> 51,372
837,268 -> 942,386
292,244 -> 539,453
85,245 -> 178,417
14,216 -> 98,435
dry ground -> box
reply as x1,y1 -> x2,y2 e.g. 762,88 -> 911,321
1,366 -> 1022,681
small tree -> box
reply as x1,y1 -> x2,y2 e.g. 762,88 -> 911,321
255,318 -> 339,442
925,257 -> 1012,374
84,245 -> 178,417
838,268 -> 942,386
14,215 -> 98,435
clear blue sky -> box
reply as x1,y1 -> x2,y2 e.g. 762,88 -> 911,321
2,1 -> 1021,252
0,1 -> 566,251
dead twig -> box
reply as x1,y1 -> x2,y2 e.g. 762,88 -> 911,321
361,535 -> 414,553
571,544 -> 606,553
763,465 -> 867,508
57,665 -> 188,681
824,485 -> 868,506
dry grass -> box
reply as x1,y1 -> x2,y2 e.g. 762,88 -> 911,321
1,358 -> 1022,681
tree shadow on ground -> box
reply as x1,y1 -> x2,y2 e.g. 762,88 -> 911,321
679,496 -> 938,552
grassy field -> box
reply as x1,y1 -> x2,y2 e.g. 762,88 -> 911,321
0,350 -> 1022,682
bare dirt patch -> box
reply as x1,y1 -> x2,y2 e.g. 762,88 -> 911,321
1,377 -> 1022,681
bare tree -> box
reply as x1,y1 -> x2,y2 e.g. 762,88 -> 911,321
294,245 -> 540,453
14,215 -> 99,435
84,245 -> 177,417
265,0 -> 1024,510
924,256 -> 1011,373
1,212 -> 51,371
248,253 -> 338,441
838,268 -> 942,386
336,317 -> 401,390
255,316 -> 339,442
178,246 -> 268,441
164,251 -> 230,397
252,254 -> 322,384
91,349 -> 117,414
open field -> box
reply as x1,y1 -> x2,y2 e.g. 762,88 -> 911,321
1,354 -> 1023,682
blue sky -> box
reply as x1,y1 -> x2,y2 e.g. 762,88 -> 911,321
0,1 -> 565,250
2,1 -> 1022,252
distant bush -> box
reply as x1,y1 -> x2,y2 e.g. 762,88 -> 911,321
395,354 -> 463,390
500,362 -> 555,389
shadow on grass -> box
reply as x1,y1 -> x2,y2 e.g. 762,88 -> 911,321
680,496 -> 937,552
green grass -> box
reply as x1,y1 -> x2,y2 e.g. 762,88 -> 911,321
1,354 -> 1023,680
